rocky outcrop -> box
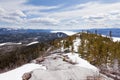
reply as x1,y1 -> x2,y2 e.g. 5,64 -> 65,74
29,53 -> 99,80
22,72 -> 32,80
31,57 -> 45,64
35,57 -> 45,64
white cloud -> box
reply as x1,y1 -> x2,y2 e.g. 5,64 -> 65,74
0,0 -> 62,11
0,0 -> 120,29
28,17 -> 59,25
49,2 -> 120,19
12,10 -> 27,17
0,7 -> 5,12
45,2 -> 120,29
0,0 -> 61,28
0,8 -> 26,24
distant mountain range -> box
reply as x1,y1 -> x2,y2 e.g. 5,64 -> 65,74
70,28 -> 120,37
0,28 -> 52,34
0,28 -> 120,43
0,28 -> 67,43
86,28 -> 120,37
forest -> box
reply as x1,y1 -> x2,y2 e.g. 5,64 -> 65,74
52,31 -> 120,71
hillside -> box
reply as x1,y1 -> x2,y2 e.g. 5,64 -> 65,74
52,32 -> 120,67
0,32 -> 120,80
0,28 -> 67,43
0,31 -> 67,73
49,32 -> 120,79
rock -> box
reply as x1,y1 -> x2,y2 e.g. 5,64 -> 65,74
29,67 -> 99,80
63,57 -> 76,65
22,72 -> 32,80
30,60 -> 37,63
29,53 -> 99,80
35,57 -> 45,64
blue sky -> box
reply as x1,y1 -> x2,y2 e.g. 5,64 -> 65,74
27,0 -> 88,6
26,0 -> 119,6
0,0 -> 120,30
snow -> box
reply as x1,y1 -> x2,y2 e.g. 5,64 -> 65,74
73,37 -> 81,52
0,43 -> 8,46
64,53 -> 98,71
27,41 -> 39,46
0,63 -> 46,80
51,30 -> 77,36
30,53 -> 99,80
112,37 -> 120,42
0,42 -> 22,46
102,35 -> 120,42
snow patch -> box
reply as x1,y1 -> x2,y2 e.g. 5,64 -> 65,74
0,42 -> 22,46
27,41 -> 39,46
0,63 -> 46,80
73,37 -> 81,52
64,53 -> 98,72
51,31 -> 76,36
112,37 -> 120,42
102,35 -> 120,42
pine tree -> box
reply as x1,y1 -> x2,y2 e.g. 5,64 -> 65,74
109,30 -> 112,37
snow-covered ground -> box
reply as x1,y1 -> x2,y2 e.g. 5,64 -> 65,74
27,41 -> 39,46
102,34 -> 120,42
0,42 -> 22,46
63,53 -> 98,71
73,37 -> 81,52
0,52 -> 99,80
0,63 -> 46,80
29,52 -> 99,80
51,30 -> 77,36
112,37 -> 120,42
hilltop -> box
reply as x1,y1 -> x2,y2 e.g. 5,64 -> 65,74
0,31 -> 120,80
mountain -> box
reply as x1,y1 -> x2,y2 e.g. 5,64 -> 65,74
40,32 -> 120,80
0,29 -> 120,80
72,28 -> 120,37
0,28 -> 51,34
0,28 -> 68,73
0,28 -> 67,43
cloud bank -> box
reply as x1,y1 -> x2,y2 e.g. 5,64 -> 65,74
0,0 -> 120,29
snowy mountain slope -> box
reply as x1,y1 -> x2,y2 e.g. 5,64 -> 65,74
0,63 -> 46,80
0,32 -> 120,80
0,52 -> 99,80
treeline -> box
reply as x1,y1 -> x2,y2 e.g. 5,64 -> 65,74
52,32 -> 120,69
78,33 -> 120,67
0,32 -> 67,73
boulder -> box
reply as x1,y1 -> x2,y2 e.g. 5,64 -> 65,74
22,72 -> 32,80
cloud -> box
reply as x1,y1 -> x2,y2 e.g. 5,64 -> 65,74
28,17 -> 59,25
0,0 -> 120,29
49,2 -> 120,19
0,0 -> 61,27
12,10 -> 27,17
0,8 -> 26,24
0,0 -> 62,11
46,2 -> 120,29
0,7 -> 5,12
0,0 -> 61,29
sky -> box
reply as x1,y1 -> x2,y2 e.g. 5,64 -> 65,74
0,0 -> 120,30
